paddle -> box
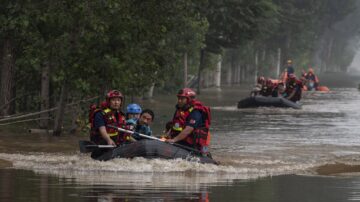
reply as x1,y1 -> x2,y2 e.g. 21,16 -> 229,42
79,140 -> 115,153
107,125 -> 203,155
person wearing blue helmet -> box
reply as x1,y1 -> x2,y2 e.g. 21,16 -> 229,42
126,103 -> 142,129
126,103 -> 142,119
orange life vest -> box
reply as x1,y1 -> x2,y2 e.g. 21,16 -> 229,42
89,105 -> 128,145
169,100 -> 211,148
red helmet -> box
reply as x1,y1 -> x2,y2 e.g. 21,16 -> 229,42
287,74 -> 297,84
177,88 -> 196,99
106,90 -> 124,101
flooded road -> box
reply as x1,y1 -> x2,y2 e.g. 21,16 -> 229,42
1,86 -> 360,201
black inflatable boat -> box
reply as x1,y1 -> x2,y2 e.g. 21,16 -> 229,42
237,96 -> 301,109
89,139 -> 218,165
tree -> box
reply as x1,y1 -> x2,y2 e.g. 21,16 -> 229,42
196,0 -> 278,92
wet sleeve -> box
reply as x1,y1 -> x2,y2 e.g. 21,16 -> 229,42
185,110 -> 203,128
94,112 -> 106,129
126,118 -> 137,126
143,126 -> 152,136
134,125 -> 152,139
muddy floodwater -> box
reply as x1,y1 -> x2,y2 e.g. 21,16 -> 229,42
1,83 -> 360,201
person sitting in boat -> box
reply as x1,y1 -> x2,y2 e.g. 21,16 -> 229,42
132,109 -> 155,140
271,82 -> 287,97
125,103 -> 142,130
250,76 -> 266,96
259,79 -> 275,97
305,68 -> 319,91
284,74 -> 303,102
90,90 -> 129,147
165,88 -> 211,155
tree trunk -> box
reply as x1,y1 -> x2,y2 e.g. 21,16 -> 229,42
254,51 -> 259,85
203,70 -> 209,88
242,64 -> 246,83
53,81 -> 69,136
39,61 -> 50,129
262,49 -> 266,62
236,64 -> 240,84
9,83 -> 16,114
226,65 -> 232,86
196,49 -> 205,94
276,48 -> 281,78
324,37 -> 334,73
244,65 -> 249,83
261,48 -> 266,74
0,38 -> 16,116
215,56 -> 222,90
283,33 -> 291,62
143,83 -> 155,100
231,65 -> 236,84
239,65 -> 242,83
98,63 -> 108,103
227,54 -> 235,86
183,52 -> 188,88
69,104 -> 81,134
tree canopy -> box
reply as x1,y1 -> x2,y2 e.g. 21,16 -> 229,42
0,0 -> 359,133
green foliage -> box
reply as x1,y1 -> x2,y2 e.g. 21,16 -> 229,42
0,0 -> 359,116
202,0 -> 278,53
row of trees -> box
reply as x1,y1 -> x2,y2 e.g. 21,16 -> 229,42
221,0 -> 360,84
0,0 -> 359,135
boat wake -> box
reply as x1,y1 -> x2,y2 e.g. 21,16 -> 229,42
0,151 -> 349,179
1,148 -> 360,187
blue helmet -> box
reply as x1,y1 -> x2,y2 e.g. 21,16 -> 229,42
126,103 -> 142,114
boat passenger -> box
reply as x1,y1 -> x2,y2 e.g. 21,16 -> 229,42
251,76 -> 266,96
272,82 -> 287,97
132,109 -> 154,140
125,103 -> 142,130
305,68 -> 319,90
284,74 -> 303,102
165,88 -> 211,155
90,90 -> 129,146
257,76 -> 266,86
259,79 -> 275,97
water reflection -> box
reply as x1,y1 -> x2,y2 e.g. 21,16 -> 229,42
0,168 -> 211,202
3,168 -> 360,202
